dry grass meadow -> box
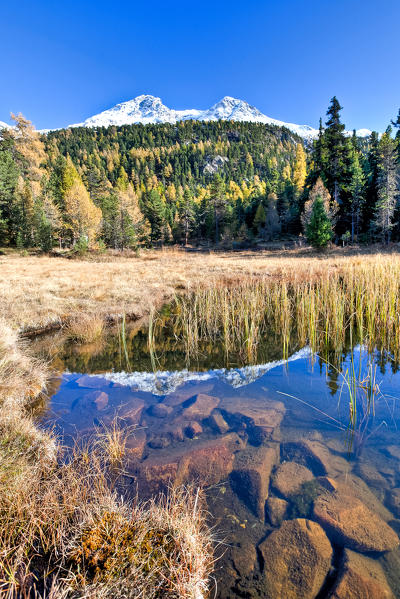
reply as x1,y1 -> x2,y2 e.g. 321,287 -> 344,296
2,245 -> 398,333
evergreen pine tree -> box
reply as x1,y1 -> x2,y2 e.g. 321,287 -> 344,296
264,193 -> 280,240
179,188 -> 195,245
146,189 -> 165,243
0,147 -> 19,244
209,175 -> 227,243
324,97 -> 348,203
306,196 -> 333,249
348,145 -> 365,242
374,128 -> 399,244
364,132 -> 380,235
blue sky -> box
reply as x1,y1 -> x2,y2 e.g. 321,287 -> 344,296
1,0 -> 399,131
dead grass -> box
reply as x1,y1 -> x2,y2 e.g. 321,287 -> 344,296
173,253 -> 400,362
1,246 -> 399,334
64,313 -> 104,343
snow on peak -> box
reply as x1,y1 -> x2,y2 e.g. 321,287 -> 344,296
354,128 -> 373,138
69,94 -> 322,139
44,95 -> 374,141
74,95 -> 177,127
0,121 -> 9,130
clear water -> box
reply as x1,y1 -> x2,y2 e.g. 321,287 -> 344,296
36,321 -> 400,598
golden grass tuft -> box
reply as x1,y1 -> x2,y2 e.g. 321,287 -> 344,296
64,313 -> 104,343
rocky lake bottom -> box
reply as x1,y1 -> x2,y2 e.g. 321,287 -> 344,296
35,327 -> 400,599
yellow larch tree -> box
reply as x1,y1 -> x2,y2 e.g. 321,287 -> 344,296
293,143 -> 307,195
62,156 -> 101,246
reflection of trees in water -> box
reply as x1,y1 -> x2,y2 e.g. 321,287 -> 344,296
31,306 -> 400,380
37,317 -> 296,374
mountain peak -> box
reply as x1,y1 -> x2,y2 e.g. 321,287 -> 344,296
67,95 -> 373,140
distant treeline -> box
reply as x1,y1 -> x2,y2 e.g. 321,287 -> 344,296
0,98 -> 399,250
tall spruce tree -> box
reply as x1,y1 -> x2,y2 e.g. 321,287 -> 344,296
374,128 -> 399,244
324,96 -> 348,213
348,144 -> 365,242
364,132 -> 380,236
179,188 -> 195,246
310,118 -> 328,186
0,145 -> 19,244
145,189 -> 165,244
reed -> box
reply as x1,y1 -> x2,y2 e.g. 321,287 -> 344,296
338,350 -> 384,456
172,257 -> 400,365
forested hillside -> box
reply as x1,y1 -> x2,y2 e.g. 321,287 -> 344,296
1,97 -> 399,250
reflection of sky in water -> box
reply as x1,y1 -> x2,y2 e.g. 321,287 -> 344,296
46,345 -> 400,441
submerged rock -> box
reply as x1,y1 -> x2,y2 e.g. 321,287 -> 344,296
355,460 -> 388,489
125,428 -> 147,460
334,473 -> 393,522
180,433 -> 243,486
150,403 -> 173,418
266,496 -> 289,526
121,397 -> 145,425
385,445 -> 400,460
272,461 -> 314,498
136,454 -> 181,496
73,390 -> 109,411
387,488 -> 400,518
184,420 -> 203,438
86,390 -> 109,410
313,489 -> 399,553
136,433 -> 243,495
283,439 -> 350,477
229,541 -> 257,578
209,410 -> 230,434
148,435 -> 171,449
181,393 -> 219,420
259,518 -> 333,599
220,397 -> 285,445
230,444 -> 279,518
76,374 -> 111,389
329,548 -> 394,599
164,383 -> 216,407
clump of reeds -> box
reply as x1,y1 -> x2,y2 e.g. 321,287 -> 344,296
64,313 -> 104,344
337,350 -> 385,456
172,256 -> 400,365
0,319 -> 48,411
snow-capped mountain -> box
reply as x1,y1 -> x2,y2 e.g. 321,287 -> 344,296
70,95 -> 372,140
0,121 -> 9,130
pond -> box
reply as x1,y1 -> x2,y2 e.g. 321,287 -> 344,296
33,311 -> 400,598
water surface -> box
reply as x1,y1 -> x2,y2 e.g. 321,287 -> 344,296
36,319 -> 400,598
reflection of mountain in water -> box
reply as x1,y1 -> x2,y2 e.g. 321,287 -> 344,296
100,347 -> 312,395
